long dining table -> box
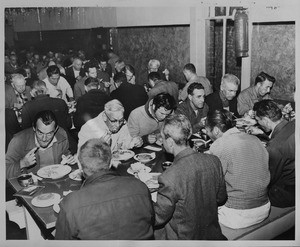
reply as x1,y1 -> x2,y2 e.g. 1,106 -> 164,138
7,144 -> 170,240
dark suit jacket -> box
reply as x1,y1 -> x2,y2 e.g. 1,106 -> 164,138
21,94 -> 72,130
110,82 -> 148,120
5,84 -> 32,109
267,119 -> 295,207
65,67 -> 84,90
73,89 -> 111,130
154,148 -> 227,240
205,91 -> 240,117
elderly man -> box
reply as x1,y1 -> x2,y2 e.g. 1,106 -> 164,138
5,73 -> 32,110
205,109 -> 270,229
73,78 -> 111,130
253,100 -> 295,208
237,71 -> 275,116
180,63 -> 212,101
21,80 -> 72,131
148,59 -> 170,81
6,110 -> 75,179
65,57 -> 83,90
154,114 -> 227,240
176,82 -> 209,133
127,93 -> 177,145
55,138 -> 154,240
206,74 -> 240,117
78,99 -> 142,152
43,65 -> 74,103
110,72 -> 148,120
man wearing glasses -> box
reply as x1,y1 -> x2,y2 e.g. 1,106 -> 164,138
78,99 -> 143,152
6,110 -> 75,179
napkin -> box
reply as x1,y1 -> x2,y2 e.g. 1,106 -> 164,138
144,145 -> 162,152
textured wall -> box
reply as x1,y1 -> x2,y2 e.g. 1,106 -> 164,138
251,23 -> 295,101
207,20 -> 242,91
115,25 -> 190,85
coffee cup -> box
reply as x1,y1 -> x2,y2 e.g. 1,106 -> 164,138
17,174 -> 33,187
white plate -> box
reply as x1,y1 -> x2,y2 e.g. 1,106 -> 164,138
138,172 -> 161,189
127,166 -> 151,175
134,153 -> 155,163
53,203 -> 60,213
31,193 -> 61,208
112,150 -> 135,161
69,169 -> 83,181
37,165 -> 72,179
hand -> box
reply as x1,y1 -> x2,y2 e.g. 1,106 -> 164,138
244,109 -> 255,119
130,136 -> 143,148
163,68 -> 170,76
61,154 -> 76,165
102,131 -> 112,146
104,81 -> 111,88
20,147 -> 39,169
246,126 -> 264,135
200,117 -> 207,127
147,134 -> 157,144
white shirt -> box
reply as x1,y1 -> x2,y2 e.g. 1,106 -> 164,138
43,76 -> 74,103
78,111 -> 133,152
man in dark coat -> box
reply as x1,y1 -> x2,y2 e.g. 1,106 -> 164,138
65,57 -> 83,90
21,80 -> 72,131
110,72 -> 148,120
55,138 -> 154,240
254,100 -> 295,207
205,73 -> 240,118
73,77 -> 111,131
154,114 -> 227,240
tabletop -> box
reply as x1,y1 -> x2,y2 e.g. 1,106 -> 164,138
7,144 -> 169,233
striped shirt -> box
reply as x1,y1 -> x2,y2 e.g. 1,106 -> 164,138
209,127 -> 270,209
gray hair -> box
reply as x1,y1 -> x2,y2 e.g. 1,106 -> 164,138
11,74 -> 25,85
221,74 -> 240,86
32,80 -> 48,96
104,99 -> 124,115
78,138 -> 112,176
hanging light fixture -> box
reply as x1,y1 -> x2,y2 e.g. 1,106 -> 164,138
234,8 -> 249,57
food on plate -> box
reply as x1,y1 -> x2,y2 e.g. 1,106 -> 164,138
138,172 -> 161,189
134,153 -> 155,163
37,165 -> 71,179
37,193 -> 55,201
112,150 -> 134,160
234,117 -> 257,126
131,162 -> 146,172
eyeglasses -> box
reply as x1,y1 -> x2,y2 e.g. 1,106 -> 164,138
35,127 -> 58,138
105,113 -> 124,125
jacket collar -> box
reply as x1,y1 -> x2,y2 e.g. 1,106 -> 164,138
173,147 -> 195,164
81,170 -> 118,188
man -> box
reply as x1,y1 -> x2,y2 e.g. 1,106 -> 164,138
253,100 -> 295,207
147,59 -> 170,81
6,110 -> 75,179
180,63 -> 212,101
5,73 -> 32,109
237,71 -> 275,116
98,55 -> 112,78
73,77 -> 111,130
55,138 -> 154,240
205,109 -> 270,229
205,74 -> 240,117
5,54 -> 19,76
78,99 -> 142,152
43,65 -> 74,103
65,57 -> 83,90
107,49 -> 120,75
176,82 -> 209,133
110,72 -> 148,120
74,61 -> 104,100
115,59 -> 125,73
154,114 -> 227,240
147,73 -> 179,106
127,93 -> 176,145
21,80 -> 72,131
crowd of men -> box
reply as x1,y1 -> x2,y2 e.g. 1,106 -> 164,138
5,47 -> 295,240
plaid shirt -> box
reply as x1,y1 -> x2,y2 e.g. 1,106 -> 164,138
209,127 -> 270,209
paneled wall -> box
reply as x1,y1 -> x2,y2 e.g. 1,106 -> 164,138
115,25 -> 190,86
251,22 -> 295,101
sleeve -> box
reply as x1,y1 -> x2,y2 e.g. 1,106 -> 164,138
154,174 -> 177,227
214,157 -> 228,206
55,203 -> 74,240
237,93 -> 251,116
62,102 -> 72,129
64,79 -> 74,98
267,145 -> 285,186
20,105 -> 32,129
6,136 -> 24,179
127,111 -> 141,137
74,83 -> 82,101
178,85 -> 188,101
